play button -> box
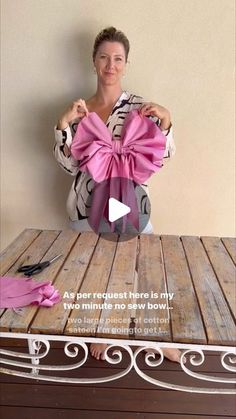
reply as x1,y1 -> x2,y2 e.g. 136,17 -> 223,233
108,198 -> 131,222
84,177 -> 151,240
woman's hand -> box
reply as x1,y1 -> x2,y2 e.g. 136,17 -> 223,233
57,99 -> 89,130
139,102 -> 171,131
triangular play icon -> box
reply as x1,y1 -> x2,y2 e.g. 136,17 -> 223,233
108,198 -> 131,222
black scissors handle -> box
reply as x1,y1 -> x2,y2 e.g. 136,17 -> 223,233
17,254 -> 62,276
18,261 -> 50,276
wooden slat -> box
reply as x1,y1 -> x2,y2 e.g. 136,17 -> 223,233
0,229 -> 41,276
30,232 -> 98,334
96,235 -> 138,338
201,236 -> 236,318
2,408 -> 232,419
134,235 -> 171,341
65,234 -> 118,336
221,237 -> 236,265
0,230 -> 79,332
161,235 -> 206,343
1,383 -> 235,415
182,236 -> 236,345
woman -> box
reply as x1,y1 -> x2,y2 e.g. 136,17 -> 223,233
54,27 -> 179,362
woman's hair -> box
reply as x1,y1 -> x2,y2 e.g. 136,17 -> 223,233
93,27 -> 130,62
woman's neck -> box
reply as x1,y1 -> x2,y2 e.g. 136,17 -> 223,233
94,84 -> 123,107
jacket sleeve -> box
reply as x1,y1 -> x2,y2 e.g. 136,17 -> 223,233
161,124 -> 176,159
150,116 -> 176,160
53,124 -> 80,176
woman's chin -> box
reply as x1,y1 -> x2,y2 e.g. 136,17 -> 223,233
98,75 -> 120,85
100,79 -> 119,86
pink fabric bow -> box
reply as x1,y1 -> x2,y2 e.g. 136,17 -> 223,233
71,110 -> 166,232
0,276 -> 61,309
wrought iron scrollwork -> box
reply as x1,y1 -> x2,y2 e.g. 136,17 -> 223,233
0,335 -> 235,393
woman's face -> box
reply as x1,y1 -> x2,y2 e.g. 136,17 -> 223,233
94,41 -> 126,86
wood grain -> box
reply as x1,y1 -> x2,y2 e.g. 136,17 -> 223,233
0,230 -> 78,332
30,232 -> 98,334
96,235 -> 138,338
65,234 -> 118,336
1,409 -> 233,419
1,383 -> 235,415
221,237 -> 236,265
0,229 -> 41,276
182,236 -> 236,345
161,235 -> 206,343
201,236 -> 236,318
0,229 -> 235,348
134,235 -> 171,341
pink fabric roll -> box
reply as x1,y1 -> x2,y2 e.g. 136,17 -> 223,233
71,110 -> 167,232
0,276 -> 61,308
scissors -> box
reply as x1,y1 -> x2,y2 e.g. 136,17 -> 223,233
17,254 -> 62,276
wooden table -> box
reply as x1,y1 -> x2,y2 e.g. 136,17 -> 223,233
0,229 -> 235,393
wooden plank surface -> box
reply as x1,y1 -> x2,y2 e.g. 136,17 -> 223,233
65,234 -> 118,336
201,236 -> 236,318
134,235 -> 171,341
182,236 -> 236,345
1,409 -> 233,419
0,230 -> 79,332
1,383 -> 235,416
30,232 -> 98,334
222,237 -> 236,264
161,235 -> 206,343
0,229 -> 235,347
0,229 -> 41,276
96,235 -> 138,338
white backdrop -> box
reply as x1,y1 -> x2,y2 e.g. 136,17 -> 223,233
1,0 -> 235,249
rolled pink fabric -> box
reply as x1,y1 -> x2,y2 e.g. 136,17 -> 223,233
71,110 -> 166,232
0,276 -> 61,308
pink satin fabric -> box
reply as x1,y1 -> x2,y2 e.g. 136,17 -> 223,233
0,276 -> 61,309
71,109 -> 166,183
71,110 -> 167,232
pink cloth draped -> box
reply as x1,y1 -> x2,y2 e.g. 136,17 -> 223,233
0,276 -> 61,309
71,110 -> 167,232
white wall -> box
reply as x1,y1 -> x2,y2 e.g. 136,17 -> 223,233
1,0 -> 235,249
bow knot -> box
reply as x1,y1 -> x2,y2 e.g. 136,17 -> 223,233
112,140 -> 123,155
